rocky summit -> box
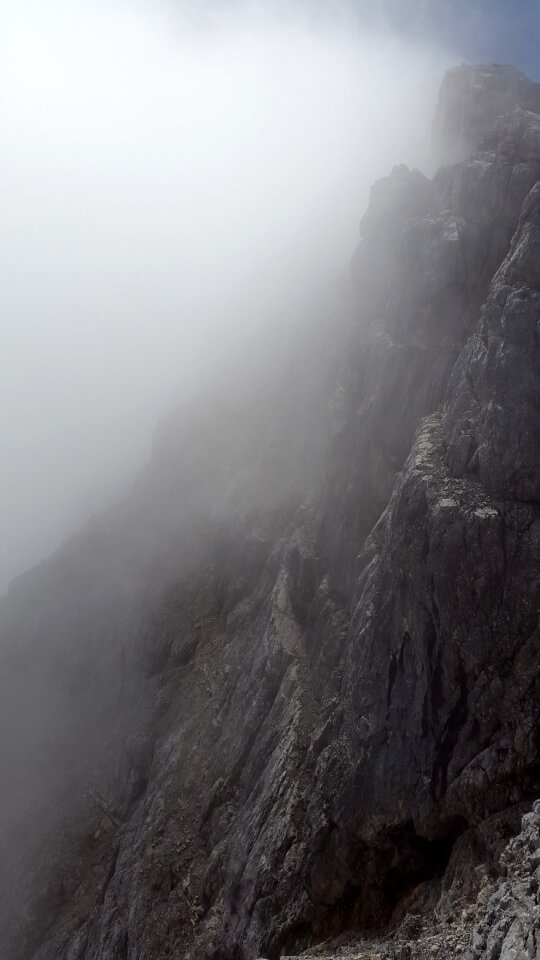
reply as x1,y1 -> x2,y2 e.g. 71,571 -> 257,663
1,63 -> 540,960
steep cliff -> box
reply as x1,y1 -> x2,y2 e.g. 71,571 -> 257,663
1,64 -> 540,960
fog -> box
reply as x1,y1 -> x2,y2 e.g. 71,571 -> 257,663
0,0 -> 451,594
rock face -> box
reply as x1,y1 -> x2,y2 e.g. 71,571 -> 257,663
1,64 -> 540,960
468,801 -> 540,960
445,175 -> 540,499
432,63 -> 540,164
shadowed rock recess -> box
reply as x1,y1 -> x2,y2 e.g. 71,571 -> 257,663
1,64 -> 540,960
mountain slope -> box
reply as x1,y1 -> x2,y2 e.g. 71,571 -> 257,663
1,64 -> 540,960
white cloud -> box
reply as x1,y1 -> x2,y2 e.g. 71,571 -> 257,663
0,0 -> 450,591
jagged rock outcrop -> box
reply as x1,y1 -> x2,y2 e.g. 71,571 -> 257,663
468,801 -> 540,960
1,63 -> 540,960
286,801 -> 540,960
432,63 -> 540,164
445,177 -> 540,499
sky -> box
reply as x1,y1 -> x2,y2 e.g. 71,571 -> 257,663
355,0 -> 540,80
0,0 -> 538,594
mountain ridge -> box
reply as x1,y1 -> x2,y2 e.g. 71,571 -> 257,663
1,62 -> 540,960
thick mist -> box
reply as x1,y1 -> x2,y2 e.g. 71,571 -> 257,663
0,0 -> 449,593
